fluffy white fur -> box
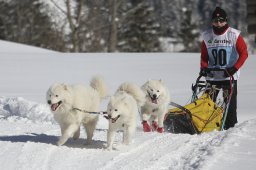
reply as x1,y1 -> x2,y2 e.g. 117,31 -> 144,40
141,79 -> 171,129
46,76 -> 107,146
106,82 -> 145,150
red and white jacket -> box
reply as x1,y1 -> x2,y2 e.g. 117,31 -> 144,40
200,27 -> 248,80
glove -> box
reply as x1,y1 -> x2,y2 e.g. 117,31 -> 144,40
225,67 -> 237,77
199,68 -> 207,77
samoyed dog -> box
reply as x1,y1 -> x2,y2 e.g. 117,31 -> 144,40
141,79 -> 170,133
46,76 -> 108,146
106,82 -> 145,150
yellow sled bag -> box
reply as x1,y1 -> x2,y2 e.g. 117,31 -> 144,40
168,93 -> 223,133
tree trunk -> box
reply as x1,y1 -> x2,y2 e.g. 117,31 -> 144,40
66,0 -> 81,52
108,0 -> 117,52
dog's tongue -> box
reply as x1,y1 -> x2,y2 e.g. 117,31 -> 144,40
152,99 -> 158,104
51,103 -> 58,111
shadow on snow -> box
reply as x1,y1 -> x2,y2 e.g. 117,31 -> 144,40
0,133 -> 106,149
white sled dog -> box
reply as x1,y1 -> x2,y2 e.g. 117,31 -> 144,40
46,76 -> 108,146
106,82 -> 145,150
141,79 -> 170,133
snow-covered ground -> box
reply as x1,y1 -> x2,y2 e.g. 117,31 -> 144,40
0,40 -> 255,170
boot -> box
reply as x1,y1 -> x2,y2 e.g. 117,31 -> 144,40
142,121 -> 151,132
152,121 -> 158,131
157,127 -> 164,133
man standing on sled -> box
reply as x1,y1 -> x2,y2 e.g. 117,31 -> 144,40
199,7 -> 248,130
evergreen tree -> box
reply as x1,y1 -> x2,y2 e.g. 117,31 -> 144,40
177,8 -> 200,52
117,1 -> 162,52
0,0 -> 248,52
0,0 -> 65,51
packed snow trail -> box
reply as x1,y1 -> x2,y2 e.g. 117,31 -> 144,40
98,130 -> 230,170
1,97 -> 256,170
0,118 -> 230,170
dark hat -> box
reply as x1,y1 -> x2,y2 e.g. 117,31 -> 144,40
212,7 -> 227,20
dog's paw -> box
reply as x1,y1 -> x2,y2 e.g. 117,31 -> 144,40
57,140 -> 65,146
73,130 -> 80,140
152,121 -> 158,131
123,141 -> 130,145
57,135 -> 69,146
83,139 -> 92,145
142,121 -> 151,132
106,146 -> 113,151
106,144 -> 116,150
73,135 -> 79,140
157,127 -> 164,133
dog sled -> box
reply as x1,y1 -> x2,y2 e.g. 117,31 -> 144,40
164,68 -> 235,134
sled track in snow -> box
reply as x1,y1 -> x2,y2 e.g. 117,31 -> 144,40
98,131 -> 228,170
18,142 -> 58,170
0,118 -> 231,170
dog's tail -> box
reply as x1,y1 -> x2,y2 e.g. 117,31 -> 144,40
117,82 -> 145,107
90,76 -> 108,101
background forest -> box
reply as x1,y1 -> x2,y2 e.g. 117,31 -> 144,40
0,0 -> 253,52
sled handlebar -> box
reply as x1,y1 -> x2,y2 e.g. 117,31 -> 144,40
200,68 -> 235,79
193,68 -> 234,93
204,68 -> 226,72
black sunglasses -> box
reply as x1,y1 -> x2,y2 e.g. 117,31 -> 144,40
212,18 -> 226,23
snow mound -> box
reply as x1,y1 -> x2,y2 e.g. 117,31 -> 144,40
0,97 -> 54,123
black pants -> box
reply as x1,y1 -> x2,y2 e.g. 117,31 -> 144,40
207,80 -> 237,130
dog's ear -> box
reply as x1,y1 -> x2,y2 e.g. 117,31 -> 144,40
121,96 -> 126,101
49,83 -> 60,92
120,96 -> 128,106
109,96 -> 116,105
142,80 -> 150,88
63,85 -> 68,91
61,84 -> 70,91
51,83 -> 60,88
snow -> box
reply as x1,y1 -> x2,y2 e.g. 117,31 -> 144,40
0,40 -> 56,53
0,40 -> 256,170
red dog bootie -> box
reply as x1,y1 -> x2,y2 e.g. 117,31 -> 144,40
157,127 -> 164,133
152,121 -> 158,131
142,121 -> 151,132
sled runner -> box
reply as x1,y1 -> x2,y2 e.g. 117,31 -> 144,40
164,68 -> 234,134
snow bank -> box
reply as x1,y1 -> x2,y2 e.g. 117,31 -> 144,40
0,97 -> 54,123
